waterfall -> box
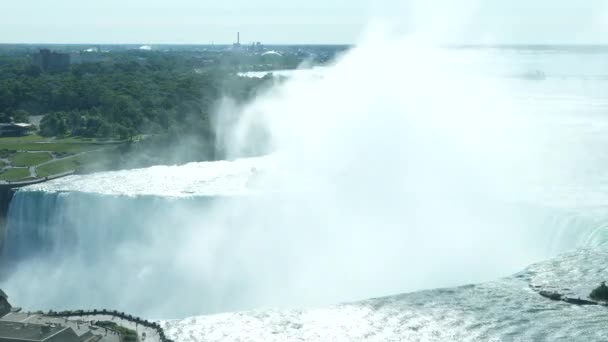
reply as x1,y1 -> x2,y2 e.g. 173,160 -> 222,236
0,190 -> 227,318
1,191 -> 211,266
2,42 -> 608,320
2,186 -> 608,319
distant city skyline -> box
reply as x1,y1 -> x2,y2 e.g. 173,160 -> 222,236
1,0 -> 607,44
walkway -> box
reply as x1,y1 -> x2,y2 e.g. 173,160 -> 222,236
0,145 -> 116,186
1,312 -> 120,342
68,315 -> 163,342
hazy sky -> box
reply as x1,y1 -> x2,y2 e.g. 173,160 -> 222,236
1,0 -> 607,44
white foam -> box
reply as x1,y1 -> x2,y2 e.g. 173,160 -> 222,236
23,156 -> 271,197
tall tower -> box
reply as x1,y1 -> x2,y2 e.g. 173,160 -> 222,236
233,32 -> 242,49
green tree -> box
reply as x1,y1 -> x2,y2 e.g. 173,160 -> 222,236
66,110 -> 86,134
24,64 -> 42,77
98,121 -> 114,137
0,112 -> 10,123
590,282 -> 608,301
0,83 -> 15,110
40,112 -> 68,137
12,109 -> 30,123
84,116 -> 104,137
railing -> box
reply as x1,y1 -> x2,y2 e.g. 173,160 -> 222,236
46,309 -> 175,342
0,171 -> 75,189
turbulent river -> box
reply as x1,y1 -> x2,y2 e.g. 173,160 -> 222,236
3,44 -> 608,341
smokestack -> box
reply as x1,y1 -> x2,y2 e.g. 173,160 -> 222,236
238,32 -> 240,45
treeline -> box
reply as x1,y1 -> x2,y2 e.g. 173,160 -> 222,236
0,51 -> 273,140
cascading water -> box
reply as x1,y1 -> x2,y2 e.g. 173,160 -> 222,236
2,38 -> 608,327
2,174 -> 607,319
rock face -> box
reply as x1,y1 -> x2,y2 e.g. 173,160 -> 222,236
539,290 -> 562,301
0,289 -> 11,318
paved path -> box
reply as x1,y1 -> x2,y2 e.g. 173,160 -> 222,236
32,146 -> 115,173
0,158 -> 9,171
69,315 -> 163,342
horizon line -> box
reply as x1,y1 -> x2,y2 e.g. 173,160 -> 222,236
2,42 -> 608,47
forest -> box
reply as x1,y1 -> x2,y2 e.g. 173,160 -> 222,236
0,50 -> 275,140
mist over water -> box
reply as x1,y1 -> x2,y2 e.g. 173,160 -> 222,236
3,32 -> 608,319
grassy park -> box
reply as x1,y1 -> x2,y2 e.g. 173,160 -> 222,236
0,168 -> 31,181
9,152 -> 53,167
36,157 -> 81,178
0,134 -> 122,181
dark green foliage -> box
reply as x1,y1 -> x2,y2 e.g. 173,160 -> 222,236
0,49 -> 289,169
590,282 -> 608,301
40,112 -> 68,137
0,149 -> 14,158
0,51 -> 271,142
0,110 -> 29,123
94,321 -> 137,342
12,109 -> 30,123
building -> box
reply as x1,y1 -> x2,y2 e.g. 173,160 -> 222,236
0,321 -> 89,342
33,49 -> 70,72
0,123 -> 33,137
250,42 -> 264,52
0,290 -> 121,342
0,290 -> 10,318
261,50 -> 282,57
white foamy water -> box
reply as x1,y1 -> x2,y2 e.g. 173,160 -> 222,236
166,46 -> 608,341
163,250 -> 608,342
26,157 -> 270,197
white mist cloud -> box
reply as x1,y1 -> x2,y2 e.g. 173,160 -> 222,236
4,25 -> 603,319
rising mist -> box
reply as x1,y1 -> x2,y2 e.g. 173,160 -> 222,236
3,25 -> 602,319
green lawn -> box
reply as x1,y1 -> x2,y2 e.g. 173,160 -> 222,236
36,158 -> 80,177
35,147 -> 121,177
9,152 -> 52,167
55,136 -> 123,143
0,134 -> 116,154
0,134 -> 46,144
0,168 -> 31,181
0,133 -> 125,178
0,142 -> 100,153
0,134 -> 117,144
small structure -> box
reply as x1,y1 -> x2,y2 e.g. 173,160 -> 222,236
0,123 -> 33,137
249,42 -> 264,52
0,321 -> 84,342
33,49 -> 70,72
0,290 -> 121,341
261,50 -> 282,57
233,32 -> 242,49
0,290 -> 10,318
